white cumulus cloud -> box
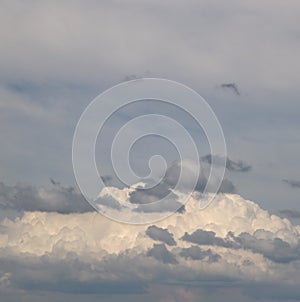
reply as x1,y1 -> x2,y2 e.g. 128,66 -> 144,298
0,190 -> 299,299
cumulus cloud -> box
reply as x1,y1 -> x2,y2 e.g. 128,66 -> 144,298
0,192 -> 300,300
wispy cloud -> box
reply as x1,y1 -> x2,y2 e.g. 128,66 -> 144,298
283,179 -> 300,188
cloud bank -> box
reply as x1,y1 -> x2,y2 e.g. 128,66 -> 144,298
0,191 -> 300,300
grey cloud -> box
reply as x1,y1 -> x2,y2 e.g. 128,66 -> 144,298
100,175 -> 113,185
220,83 -> 240,95
163,160 -> 207,192
179,246 -> 221,262
176,204 -> 186,213
218,179 -> 236,194
0,181 -> 93,213
146,226 -> 176,246
233,232 -> 300,263
283,179 -> 300,188
226,159 -> 251,172
94,195 -> 122,210
129,159 -> 237,210
0,255 -> 147,295
129,181 -> 185,213
129,183 -> 177,205
182,228 -> 300,263
201,154 -> 251,172
147,244 -> 178,264
181,229 -> 235,248
163,160 -> 236,194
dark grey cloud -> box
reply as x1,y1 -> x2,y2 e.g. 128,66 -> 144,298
147,244 -> 178,264
129,159 -> 237,211
129,183 -> 177,205
218,179 -> 236,194
100,175 -> 113,185
163,160 -> 208,192
220,83 -> 240,95
146,226 -> 176,246
179,246 -> 221,262
176,204 -> 186,213
163,159 -> 236,193
181,229 -> 236,248
232,232 -> 300,263
182,228 -> 300,263
95,195 -> 122,210
283,179 -> 300,188
201,154 -> 251,172
0,181 -> 94,213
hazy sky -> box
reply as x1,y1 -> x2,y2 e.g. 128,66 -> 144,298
0,1 -> 300,301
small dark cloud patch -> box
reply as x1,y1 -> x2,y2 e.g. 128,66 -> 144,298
147,244 -> 178,264
95,195 -> 122,210
49,178 -> 60,186
176,204 -> 186,213
243,259 -> 254,266
146,226 -> 176,246
101,175 -> 113,185
226,159 -> 251,172
180,246 -> 221,262
201,154 -> 251,172
218,179 -> 236,194
283,179 -> 300,188
129,183 -> 177,205
181,229 -> 235,248
220,83 -> 240,95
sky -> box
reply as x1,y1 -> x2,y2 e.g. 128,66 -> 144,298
0,0 -> 300,301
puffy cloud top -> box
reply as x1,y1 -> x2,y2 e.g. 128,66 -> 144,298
0,192 -> 299,294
